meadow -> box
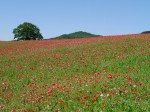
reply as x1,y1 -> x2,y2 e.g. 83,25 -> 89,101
0,34 -> 150,112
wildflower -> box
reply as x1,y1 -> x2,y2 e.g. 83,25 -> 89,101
81,101 -> 85,105
2,82 -> 5,85
55,109 -> 60,112
84,95 -> 89,99
97,92 -> 102,96
0,105 -> 4,109
103,84 -> 107,88
59,99 -> 63,105
93,97 -> 97,101
113,87 -> 116,90
134,88 -> 137,91
108,74 -> 113,79
118,88 -> 122,91
129,82 -> 132,85
100,94 -> 104,97
125,90 -> 129,93
128,77 -> 132,81
133,85 -> 136,88
21,110 -> 27,112
103,103 -> 107,107
140,83 -> 142,86
66,90 -> 69,94
52,83 -> 58,88
107,94 -> 110,97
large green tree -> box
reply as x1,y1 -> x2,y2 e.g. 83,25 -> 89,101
13,22 -> 43,40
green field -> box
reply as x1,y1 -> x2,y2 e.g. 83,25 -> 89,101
0,34 -> 150,112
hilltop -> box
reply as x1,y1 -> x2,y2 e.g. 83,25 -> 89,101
52,31 -> 100,39
1,34 -> 150,111
141,31 -> 150,34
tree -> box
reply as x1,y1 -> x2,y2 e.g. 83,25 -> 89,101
13,22 -> 43,40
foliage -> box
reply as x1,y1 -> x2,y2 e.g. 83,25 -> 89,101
54,31 -> 100,39
141,31 -> 150,34
0,34 -> 150,111
13,22 -> 43,40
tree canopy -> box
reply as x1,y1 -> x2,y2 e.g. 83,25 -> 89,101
13,22 -> 43,40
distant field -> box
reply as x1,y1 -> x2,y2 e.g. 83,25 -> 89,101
0,34 -> 150,111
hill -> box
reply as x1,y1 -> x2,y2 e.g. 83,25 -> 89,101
53,31 -> 100,39
141,31 -> 150,34
1,34 -> 150,111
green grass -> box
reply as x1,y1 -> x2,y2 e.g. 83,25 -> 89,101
0,35 -> 150,111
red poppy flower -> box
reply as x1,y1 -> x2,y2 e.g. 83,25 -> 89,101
84,95 -> 89,99
59,100 -> 63,105
93,97 -> 97,101
108,74 -> 113,79
81,101 -> 85,105
103,84 -> 107,88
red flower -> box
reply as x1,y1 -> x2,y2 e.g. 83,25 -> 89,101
59,99 -> 63,105
81,101 -> 85,105
66,90 -> 69,94
103,103 -> 107,107
0,105 -> 4,109
84,95 -> 89,99
125,90 -> 129,93
52,83 -> 58,88
108,74 -> 113,79
118,88 -> 122,91
93,97 -> 97,101
22,110 -> 27,112
128,77 -> 132,81
103,84 -> 107,88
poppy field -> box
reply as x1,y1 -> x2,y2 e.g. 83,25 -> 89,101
0,34 -> 150,112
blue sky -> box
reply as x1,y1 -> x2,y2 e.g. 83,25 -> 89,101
0,0 -> 150,41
